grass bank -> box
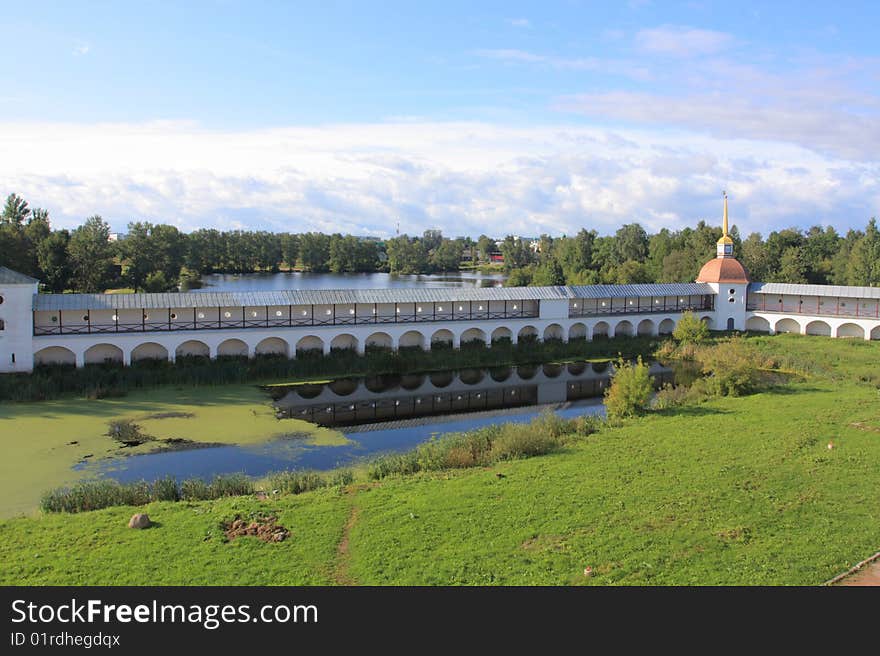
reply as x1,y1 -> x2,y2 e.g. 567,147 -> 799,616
0,384 -> 345,518
2,335 -> 879,585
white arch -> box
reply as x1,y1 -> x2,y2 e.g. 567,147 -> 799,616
330,334 -> 358,352
365,332 -> 393,350
614,320 -> 633,337
872,326 -> 880,341
255,337 -> 289,356
431,329 -> 454,346
34,346 -> 76,367
517,325 -> 538,343
658,318 -> 676,335
131,342 -> 169,362
296,335 -> 324,354
837,323 -> 864,339
399,330 -> 426,349
491,326 -> 512,343
217,338 -> 248,358
637,319 -> 655,336
775,318 -> 801,334
460,327 -> 487,345
569,323 -> 587,341
746,316 -> 770,332
84,343 -> 123,365
805,320 -> 831,337
592,321 -> 610,338
175,339 -> 210,359
543,323 -> 563,341
701,316 -> 714,329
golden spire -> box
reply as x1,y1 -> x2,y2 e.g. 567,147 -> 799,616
716,190 -> 733,256
722,190 -> 729,237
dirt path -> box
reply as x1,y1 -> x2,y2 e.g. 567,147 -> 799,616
836,560 -> 880,586
333,504 -> 361,586
827,551 -> 880,586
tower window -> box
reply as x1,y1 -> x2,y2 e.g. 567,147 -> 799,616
728,298 -> 735,303
728,289 -> 735,295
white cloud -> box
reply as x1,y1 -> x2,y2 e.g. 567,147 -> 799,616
72,42 -> 90,56
1,120 -> 876,238
506,18 -> 531,28
474,49 -> 651,80
635,24 -> 733,57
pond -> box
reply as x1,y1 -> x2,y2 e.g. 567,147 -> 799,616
78,360 -> 691,484
197,271 -> 505,292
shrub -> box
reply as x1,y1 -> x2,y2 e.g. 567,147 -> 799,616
107,419 -> 153,446
152,476 -> 181,501
180,477 -> 211,501
489,422 -> 560,461
209,474 -> 254,498
604,356 -> 654,420
266,470 -> 326,495
330,469 -> 355,487
41,479 -> 151,513
673,311 -> 709,344
699,337 -> 761,396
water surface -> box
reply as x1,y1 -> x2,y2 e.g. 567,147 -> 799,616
197,271 -> 505,292
79,360 -> 684,483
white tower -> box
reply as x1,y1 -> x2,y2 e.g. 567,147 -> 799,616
696,193 -> 750,331
0,267 -> 38,373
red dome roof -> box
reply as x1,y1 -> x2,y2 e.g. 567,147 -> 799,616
696,257 -> 750,283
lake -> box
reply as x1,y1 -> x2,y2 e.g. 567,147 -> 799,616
197,271 -> 506,292
79,360 -> 687,483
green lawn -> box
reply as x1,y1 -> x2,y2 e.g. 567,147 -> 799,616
1,335 -> 878,585
0,384 -> 345,518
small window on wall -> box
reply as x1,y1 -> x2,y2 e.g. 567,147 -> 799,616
0,318 -> 5,330
0,295 -> 4,304
728,289 -> 735,295
728,298 -> 735,303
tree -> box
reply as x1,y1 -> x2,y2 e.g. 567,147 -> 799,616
614,223 -> 648,264
281,233 -> 299,270
499,236 -> 533,270
68,216 -> 116,292
740,233 -> 770,282
36,229 -> 72,292
673,311 -> 709,343
605,357 -> 654,420
777,247 -> 808,283
1,193 -> 29,225
121,222 -> 185,291
299,232 -> 331,272
421,229 -> 443,252
386,235 -> 429,274
531,260 -> 565,286
429,239 -> 462,272
476,235 -> 495,262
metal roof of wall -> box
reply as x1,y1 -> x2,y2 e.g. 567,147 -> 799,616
568,283 -> 713,298
33,286 -> 575,311
749,282 -> 880,300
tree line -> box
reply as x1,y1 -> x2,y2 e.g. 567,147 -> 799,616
500,220 -> 880,288
2,192 -> 878,294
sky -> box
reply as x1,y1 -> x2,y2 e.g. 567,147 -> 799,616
0,0 -> 878,238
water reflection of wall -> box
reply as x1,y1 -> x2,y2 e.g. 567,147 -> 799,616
274,361 -> 675,428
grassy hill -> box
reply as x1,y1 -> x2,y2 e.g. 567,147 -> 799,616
1,335 -> 878,585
